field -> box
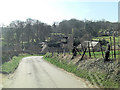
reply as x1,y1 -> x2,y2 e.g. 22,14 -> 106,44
85,51 -> 120,59
92,36 -> 120,44
91,36 -> 120,59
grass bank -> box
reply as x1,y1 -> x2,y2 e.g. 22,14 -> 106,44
43,55 -> 90,79
1,54 -> 41,74
43,53 -> 119,88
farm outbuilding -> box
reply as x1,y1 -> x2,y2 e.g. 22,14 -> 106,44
77,41 -> 101,52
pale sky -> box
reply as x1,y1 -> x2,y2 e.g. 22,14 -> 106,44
0,0 -> 119,26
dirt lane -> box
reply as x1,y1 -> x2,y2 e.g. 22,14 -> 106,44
3,56 -> 94,88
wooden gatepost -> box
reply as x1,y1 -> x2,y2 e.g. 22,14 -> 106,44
104,44 -> 110,62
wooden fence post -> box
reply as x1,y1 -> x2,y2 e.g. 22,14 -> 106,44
76,48 -> 87,65
76,48 -> 81,55
64,49 -> 66,56
99,40 -> 104,58
113,35 -> 116,60
117,35 -> 120,63
91,42 -> 96,58
52,51 -> 54,56
88,42 -> 91,58
71,46 -> 77,60
81,44 -> 84,52
104,44 -> 110,62
110,37 -> 113,60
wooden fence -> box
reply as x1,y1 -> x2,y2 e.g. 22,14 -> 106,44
80,36 -> 120,61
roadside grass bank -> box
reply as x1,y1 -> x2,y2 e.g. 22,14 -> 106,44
1,54 -> 41,74
43,52 -> 119,88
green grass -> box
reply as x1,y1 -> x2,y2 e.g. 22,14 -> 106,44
92,36 -> 120,44
1,54 -> 42,74
85,35 -> 120,59
50,33 -> 65,35
74,49 -> 120,59
1,54 -> 29,74
85,51 -> 120,59
43,53 -> 89,79
43,53 -> 119,88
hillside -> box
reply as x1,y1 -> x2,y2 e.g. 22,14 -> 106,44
44,53 -> 120,88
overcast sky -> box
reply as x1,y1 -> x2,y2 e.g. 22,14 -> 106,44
0,0 -> 119,25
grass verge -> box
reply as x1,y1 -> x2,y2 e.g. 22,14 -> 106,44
43,53 -> 119,88
1,54 -> 41,74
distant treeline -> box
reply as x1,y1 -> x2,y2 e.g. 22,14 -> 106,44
1,18 -> 119,63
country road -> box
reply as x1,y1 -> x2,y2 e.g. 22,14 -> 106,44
2,56 -> 94,88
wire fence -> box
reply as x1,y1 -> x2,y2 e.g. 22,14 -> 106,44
80,36 -> 120,61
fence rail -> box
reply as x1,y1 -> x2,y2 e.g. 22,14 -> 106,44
79,36 -> 120,60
